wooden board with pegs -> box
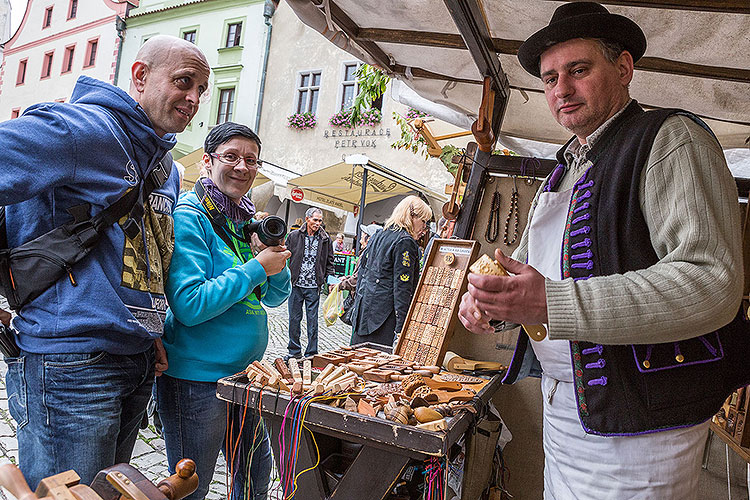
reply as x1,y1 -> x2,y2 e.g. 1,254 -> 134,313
395,238 -> 479,367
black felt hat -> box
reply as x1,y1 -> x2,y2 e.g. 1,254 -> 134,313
517,2 -> 646,77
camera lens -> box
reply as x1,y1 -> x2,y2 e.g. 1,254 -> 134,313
262,217 -> 286,239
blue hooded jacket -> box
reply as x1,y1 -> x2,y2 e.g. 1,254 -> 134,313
0,76 -> 180,355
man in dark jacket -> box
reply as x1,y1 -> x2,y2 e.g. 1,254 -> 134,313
285,207 -> 334,358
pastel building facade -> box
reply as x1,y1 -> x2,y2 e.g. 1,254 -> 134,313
117,0 -> 270,157
0,0 -> 133,120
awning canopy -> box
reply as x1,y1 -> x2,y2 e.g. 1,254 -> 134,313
178,147 -> 272,191
286,0 -> 750,169
278,157 -> 448,216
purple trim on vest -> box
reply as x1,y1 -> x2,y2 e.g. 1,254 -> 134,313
545,164 -> 566,192
200,177 -> 256,223
632,334 -> 725,374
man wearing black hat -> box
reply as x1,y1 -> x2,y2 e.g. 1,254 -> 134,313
459,3 -> 746,498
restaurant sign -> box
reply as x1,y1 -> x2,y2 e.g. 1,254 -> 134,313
323,127 -> 391,149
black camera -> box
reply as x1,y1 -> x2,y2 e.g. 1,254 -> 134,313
243,215 -> 287,247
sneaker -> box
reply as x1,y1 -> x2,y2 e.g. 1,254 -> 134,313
283,354 -> 302,362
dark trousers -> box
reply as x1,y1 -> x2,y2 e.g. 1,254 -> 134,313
287,286 -> 320,357
6,347 -> 154,490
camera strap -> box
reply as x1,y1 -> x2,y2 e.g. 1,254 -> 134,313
194,180 -> 262,300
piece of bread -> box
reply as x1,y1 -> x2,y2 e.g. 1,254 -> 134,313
469,254 -> 508,276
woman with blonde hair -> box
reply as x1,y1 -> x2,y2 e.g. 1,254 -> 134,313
350,195 -> 432,346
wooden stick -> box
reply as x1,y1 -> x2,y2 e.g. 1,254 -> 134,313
318,365 -> 347,387
289,358 -> 303,384
325,373 -> 356,393
316,363 -> 336,383
302,359 -> 312,389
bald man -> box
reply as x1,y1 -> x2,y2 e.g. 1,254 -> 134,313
0,35 -> 210,488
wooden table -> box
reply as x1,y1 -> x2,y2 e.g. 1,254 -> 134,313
216,370 -> 502,500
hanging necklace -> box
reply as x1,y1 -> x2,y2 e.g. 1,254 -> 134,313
485,181 -> 501,243
504,177 -> 519,245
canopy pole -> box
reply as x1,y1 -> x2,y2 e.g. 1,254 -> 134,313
284,199 -> 290,226
355,166 -> 369,255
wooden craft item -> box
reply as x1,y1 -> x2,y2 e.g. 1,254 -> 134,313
424,389 -> 477,404
328,349 -> 357,362
288,358 -> 301,379
469,254 -> 547,341
316,363 -> 336,383
346,361 -> 378,376
312,352 -> 346,369
363,368 -> 398,383
416,418 -> 447,432
319,365 -> 348,386
443,352 -> 504,372
423,378 -> 462,392
357,399 -> 377,417
344,396 -> 358,413
302,359 -> 312,389
273,358 -> 294,383
414,406 -> 443,423
436,372 -> 486,384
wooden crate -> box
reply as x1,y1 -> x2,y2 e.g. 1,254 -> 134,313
715,385 -> 750,449
394,238 -> 479,367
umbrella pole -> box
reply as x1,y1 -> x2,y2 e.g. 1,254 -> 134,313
356,166 -> 369,255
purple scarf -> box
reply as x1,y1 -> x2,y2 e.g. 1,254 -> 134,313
198,177 -> 256,223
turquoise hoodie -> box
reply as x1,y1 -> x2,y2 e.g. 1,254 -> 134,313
162,191 -> 291,382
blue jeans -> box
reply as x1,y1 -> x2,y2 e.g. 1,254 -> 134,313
156,374 -> 272,500
287,286 -> 320,357
5,347 -> 155,490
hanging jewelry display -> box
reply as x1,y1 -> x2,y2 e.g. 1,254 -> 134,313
485,179 -> 501,243
504,177 -> 519,245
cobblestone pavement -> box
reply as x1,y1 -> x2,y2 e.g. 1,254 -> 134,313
0,296 -> 351,499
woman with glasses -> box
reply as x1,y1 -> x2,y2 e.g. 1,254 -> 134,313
350,195 -> 432,347
157,122 -> 291,500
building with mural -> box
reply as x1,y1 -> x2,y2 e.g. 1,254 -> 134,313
0,0 -> 133,120
255,1 -> 452,236
117,0 -> 272,157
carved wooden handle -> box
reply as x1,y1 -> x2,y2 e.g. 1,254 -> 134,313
157,459 -> 198,500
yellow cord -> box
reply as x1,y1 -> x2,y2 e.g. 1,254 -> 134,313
285,392 -> 360,498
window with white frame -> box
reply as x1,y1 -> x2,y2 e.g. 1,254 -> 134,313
217,88 -> 235,124
340,62 -> 383,111
225,22 -> 242,48
295,71 -> 320,114
339,63 -> 360,110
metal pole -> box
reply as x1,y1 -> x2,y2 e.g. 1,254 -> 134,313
284,198 -> 290,227
355,166 -> 368,255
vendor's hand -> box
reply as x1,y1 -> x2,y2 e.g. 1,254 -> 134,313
458,292 -> 494,335
465,249 -> 548,327
0,308 -> 11,327
255,245 -> 291,276
154,338 -> 168,377
328,284 -> 336,293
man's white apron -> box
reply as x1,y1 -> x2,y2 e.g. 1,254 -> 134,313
526,187 -> 708,500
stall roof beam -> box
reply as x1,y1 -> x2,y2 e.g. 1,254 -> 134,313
323,0 -> 394,71
443,0 -> 510,140
358,28 -> 750,84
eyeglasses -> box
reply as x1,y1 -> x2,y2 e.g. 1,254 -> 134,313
209,152 -> 263,169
